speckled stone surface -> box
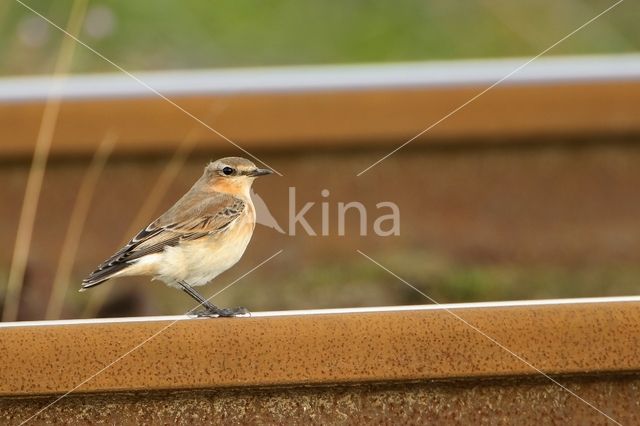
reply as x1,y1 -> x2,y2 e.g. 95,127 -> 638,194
1,302 -> 640,396
2,375 -> 639,425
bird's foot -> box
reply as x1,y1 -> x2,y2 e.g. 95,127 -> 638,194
189,306 -> 250,318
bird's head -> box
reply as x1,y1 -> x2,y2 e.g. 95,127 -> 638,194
203,157 -> 273,196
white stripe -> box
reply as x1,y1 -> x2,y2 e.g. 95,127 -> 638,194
2,295 -> 640,328
1,54 -> 640,102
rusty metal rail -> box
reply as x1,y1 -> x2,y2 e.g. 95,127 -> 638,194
1,297 -> 639,395
2,54 -> 640,158
1,297 -> 639,423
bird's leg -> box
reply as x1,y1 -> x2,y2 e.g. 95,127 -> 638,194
178,281 -> 217,311
178,281 -> 249,318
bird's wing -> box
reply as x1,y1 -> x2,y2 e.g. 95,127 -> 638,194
90,193 -> 245,274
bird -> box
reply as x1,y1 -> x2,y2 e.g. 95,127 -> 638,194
81,157 -> 273,317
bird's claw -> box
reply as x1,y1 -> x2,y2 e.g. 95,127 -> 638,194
188,306 -> 251,318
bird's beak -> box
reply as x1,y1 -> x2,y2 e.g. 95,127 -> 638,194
248,168 -> 273,177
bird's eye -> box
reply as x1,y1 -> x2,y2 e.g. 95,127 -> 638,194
222,166 -> 234,176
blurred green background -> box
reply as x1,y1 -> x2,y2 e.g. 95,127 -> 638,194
1,0 -> 638,76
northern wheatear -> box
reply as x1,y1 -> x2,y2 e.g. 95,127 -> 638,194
82,157 -> 273,317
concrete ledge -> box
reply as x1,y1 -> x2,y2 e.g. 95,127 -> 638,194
1,297 -> 639,397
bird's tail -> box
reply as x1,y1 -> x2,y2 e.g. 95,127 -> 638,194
81,263 -> 129,291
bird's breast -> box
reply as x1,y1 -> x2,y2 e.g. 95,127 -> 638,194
155,207 -> 256,287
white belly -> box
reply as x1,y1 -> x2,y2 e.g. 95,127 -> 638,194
131,215 -> 254,288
